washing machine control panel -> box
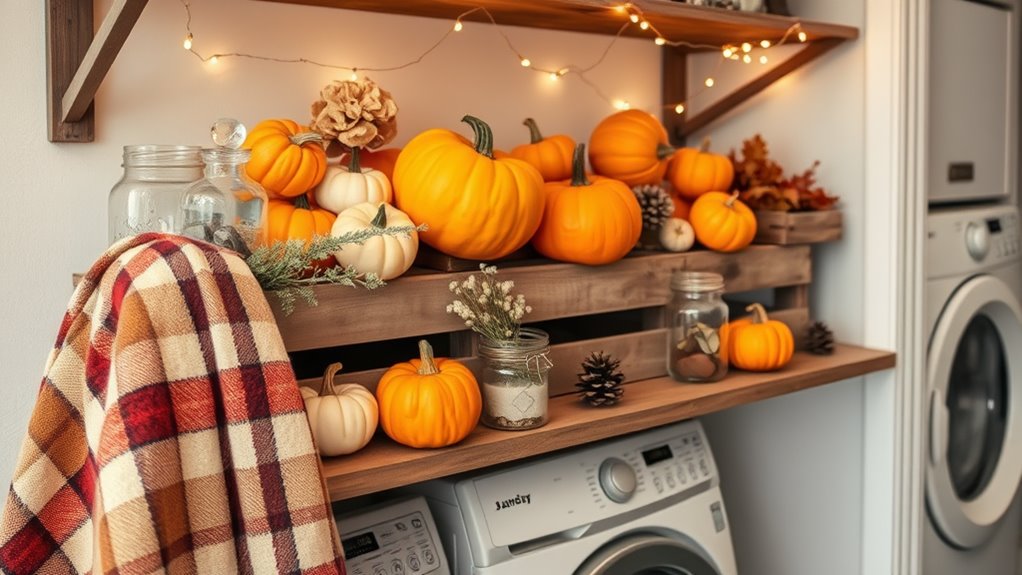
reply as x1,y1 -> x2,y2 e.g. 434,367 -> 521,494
928,205 -> 1021,277
335,496 -> 449,575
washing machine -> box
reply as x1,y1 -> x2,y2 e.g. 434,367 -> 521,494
924,204 -> 1022,574
406,419 -> 737,575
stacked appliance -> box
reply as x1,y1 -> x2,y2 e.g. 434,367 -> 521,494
924,1 -> 1021,573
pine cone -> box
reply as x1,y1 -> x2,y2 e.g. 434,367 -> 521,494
632,184 -> 675,230
807,321 -> 835,355
577,351 -> 626,407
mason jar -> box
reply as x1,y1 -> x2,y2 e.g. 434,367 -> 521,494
667,271 -> 729,382
478,328 -> 553,430
107,145 -> 203,244
179,147 -> 268,252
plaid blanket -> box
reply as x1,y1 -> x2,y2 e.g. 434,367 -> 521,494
0,234 -> 346,575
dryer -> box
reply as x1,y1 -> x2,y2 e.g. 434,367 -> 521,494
924,204 -> 1022,574
406,419 -> 737,575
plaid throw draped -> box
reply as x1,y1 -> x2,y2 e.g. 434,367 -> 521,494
0,234 -> 346,575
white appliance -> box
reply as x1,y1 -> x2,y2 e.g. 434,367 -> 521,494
406,420 -> 737,575
928,0 -> 1017,204
335,496 -> 451,575
924,204 -> 1022,573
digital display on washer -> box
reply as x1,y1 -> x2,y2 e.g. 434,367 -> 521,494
642,444 -> 673,466
988,219 -> 1002,233
341,532 -> 380,559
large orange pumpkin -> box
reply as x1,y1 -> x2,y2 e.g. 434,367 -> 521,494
588,110 -> 674,186
393,116 -> 545,260
667,137 -> 735,201
510,118 -> 576,182
244,119 -> 328,199
267,195 -> 337,269
376,340 -> 482,448
724,303 -> 795,371
532,144 -> 643,265
689,191 -> 757,252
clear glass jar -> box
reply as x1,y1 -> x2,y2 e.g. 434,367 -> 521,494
107,145 -> 203,244
179,121 -> 268,252
667,271 -> 729,382
478,328 -> 553,430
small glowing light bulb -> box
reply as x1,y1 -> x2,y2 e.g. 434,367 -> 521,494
614,4 -> 627,14
453,20 -> 463,32
761,40 -> 771,48
759,55 -> 768,64
722,47 -> 734,58
209,55 -> 219,65
798,31 -> 808,42
704,77 -> 715,87
655,37 -> 666,46
742,42 -> 752,53
675,103 -> 685,114
520,58 -> 531,67
183,33 -> 193,50
639,20 -> 650,30
549,72 -> 559,81
612,99 -> 631,110
742,54 -> 752,64
629,13 -> 640,23
351,71 -> 358,81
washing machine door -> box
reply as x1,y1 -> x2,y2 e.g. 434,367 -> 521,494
927,274 -> 1022,549
574,533 -> 721,575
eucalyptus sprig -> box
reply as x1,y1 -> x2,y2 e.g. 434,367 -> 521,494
246,223 -> 423,315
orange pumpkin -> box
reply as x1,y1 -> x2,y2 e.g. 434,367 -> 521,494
588,110 -> 674,186
393,116 -> 545,260
267,195 -> 337,270
244,119 -> 328,199
725,303 -> 795,371
689,191 -> 757,252
667,137 -> 735,201
376,340 -> 482,448
510,118 -> 575,182
672,195 -> 692,220
354,147 -> 402,183
532,144 -> 643,265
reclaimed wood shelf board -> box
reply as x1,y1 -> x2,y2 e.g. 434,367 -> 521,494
753,210 -> 843,245
320,343 -> 895,502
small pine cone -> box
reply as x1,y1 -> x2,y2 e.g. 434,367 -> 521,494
632,184 -> 675,230
807,321 -> 835,355
577,351 -> 626,407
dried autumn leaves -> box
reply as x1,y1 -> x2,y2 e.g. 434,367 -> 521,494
730,134 -> 839,212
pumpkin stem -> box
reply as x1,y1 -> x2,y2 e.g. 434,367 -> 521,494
290,131 -> 323,147
416,340 -> 440,375
320,362 -> 343,396
570,143 -> 590,187
745,303 -> 770,324
461,115 -> 495,159
724,191 -> 741,208
370,203 -> 388,229
657,143 -> 676,160
523,118 -> 544,144
347,146 -> 363,173
294,194 -> 312,211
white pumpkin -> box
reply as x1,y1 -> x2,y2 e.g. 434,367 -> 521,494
313,147 -> 393,214
301,362 -> 379,457
659,217 -> 696,252
332,202 -> 419,280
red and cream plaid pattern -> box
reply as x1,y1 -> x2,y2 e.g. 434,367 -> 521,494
0,234 -> 346,575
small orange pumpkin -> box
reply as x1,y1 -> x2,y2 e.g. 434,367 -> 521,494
689,191 -> 757,252
267,195 -> 337,270
510,118 -> 576,182
725,303 -> 795,371
667,137 -> 735,201
243,119 -> 328,200
588,110 -> 674,186
532,144 -> 643,265
672,195 -> 692,220
375,340 -> 482,448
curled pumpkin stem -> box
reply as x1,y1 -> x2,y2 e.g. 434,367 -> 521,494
523,118 -> 544,144
570,143 -> 590,187
461,115 -> 495,159
699,136 -> 712,153
417,340 -> 440,375
291,131 -> 323,147
745,303 -> 769,324
724,191 -> 741,208
320,361 -> 343,396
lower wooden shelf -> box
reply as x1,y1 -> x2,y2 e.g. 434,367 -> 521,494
320,343 -> 895,502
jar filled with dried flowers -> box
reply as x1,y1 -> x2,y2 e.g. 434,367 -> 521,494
447,265 -> 552,430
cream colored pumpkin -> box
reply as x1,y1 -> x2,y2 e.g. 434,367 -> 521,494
332,202 -> 419,280
659,217 -> 695,252
313,147 -> 393,215
300,363 -> 378,456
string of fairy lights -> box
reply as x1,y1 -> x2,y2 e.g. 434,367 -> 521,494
177,0 -> 809,114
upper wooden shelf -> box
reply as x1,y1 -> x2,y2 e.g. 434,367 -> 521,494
258,0 -> 859,48
320,343 -> 895,502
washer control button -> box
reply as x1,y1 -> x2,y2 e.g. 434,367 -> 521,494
599,458 -> 637,503
965,221 -> 989,261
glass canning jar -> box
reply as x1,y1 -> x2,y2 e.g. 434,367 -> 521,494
478,328 -> 553,430
107,145 -> 203,244
667,271 -> 729,382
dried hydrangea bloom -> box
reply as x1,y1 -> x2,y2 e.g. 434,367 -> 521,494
310,77 -> 398,149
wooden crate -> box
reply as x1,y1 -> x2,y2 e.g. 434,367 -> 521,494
753,210 -> 842,245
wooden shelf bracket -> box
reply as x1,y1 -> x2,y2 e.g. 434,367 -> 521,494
46,0 -> 148,143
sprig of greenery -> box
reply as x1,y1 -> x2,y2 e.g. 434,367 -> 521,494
246,224 -> 422,315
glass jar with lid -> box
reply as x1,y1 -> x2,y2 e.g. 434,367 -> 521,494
108,145 -> 203,244
179,119 -> 268,252
667,271 -> 729,382
478,327 -> 553,430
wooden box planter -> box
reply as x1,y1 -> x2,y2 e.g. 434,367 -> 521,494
754,210 -> 843,245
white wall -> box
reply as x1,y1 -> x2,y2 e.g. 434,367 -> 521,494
0,0 -> 874,572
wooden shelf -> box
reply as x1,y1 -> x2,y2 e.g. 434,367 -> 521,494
320,343 -> 895,502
